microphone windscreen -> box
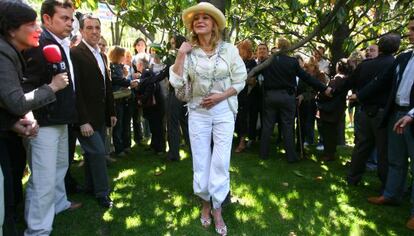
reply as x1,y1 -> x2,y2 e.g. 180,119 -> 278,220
43,45 -> 62,63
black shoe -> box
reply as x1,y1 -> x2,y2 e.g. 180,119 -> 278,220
259,155 -> 269,160
96,196 -> 113,208
287,158 -> 300,163
66,184 -> 85,194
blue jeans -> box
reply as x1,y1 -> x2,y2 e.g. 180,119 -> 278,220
383,111 -> 414,215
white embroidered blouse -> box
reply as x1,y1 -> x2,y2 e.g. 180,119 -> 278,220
169,42 -> 247,114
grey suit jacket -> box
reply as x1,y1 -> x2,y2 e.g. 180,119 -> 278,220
0,36 -> 56,131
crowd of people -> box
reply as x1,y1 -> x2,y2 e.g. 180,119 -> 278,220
0,0 -> 413,235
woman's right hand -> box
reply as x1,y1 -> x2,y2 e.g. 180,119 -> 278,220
49,72 -> 69,92
178,42 -> 193,55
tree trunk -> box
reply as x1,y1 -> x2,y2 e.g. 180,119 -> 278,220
329,22 -> 351,75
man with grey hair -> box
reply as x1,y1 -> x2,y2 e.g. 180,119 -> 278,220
365,44 -> 379,59
346,33 -> 401,190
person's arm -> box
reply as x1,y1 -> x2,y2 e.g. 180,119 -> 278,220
247,55 -> 273,78
356,60 -> 397,103
169,42 -> 192,89
111,64 -> 131,87
172,42 -> 192,77
393,111 -> 413,134
105,61 -> 116,127
0,50 -> 60,116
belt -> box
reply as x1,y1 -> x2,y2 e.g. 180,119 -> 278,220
395,105 -> 410,112
265,88 -> 295,95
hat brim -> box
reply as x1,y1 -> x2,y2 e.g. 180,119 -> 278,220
182,2 -> 226,31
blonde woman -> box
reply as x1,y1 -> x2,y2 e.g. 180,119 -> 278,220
169,2 -> 247,235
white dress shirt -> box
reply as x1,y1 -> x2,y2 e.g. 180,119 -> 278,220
395,53 -> 414,107
82,39 -> 106,81
48,30 -> 75,90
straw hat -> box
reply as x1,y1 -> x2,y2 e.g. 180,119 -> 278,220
182,2 -> 226,31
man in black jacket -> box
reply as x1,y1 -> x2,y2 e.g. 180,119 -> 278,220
355,16 -> 414,230
250,38 -> 331,162
71,14 -> 116,208
22,1 -> 81,235
346,34 -> 401,190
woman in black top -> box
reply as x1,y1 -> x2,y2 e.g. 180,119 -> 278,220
234,40 -> 257,153
109,46 -> 138,155
318,58 -> 351,161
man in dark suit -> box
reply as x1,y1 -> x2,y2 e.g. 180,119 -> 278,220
71,14 -> 116,208
355,16 -> 414,230
250,38 -> 331,162
345,34 -> 401,190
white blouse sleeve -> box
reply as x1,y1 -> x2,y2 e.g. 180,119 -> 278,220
227,44 -> 247,94
169,55 -> 189,89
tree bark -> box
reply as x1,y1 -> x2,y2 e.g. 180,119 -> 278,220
330,22 -> 351,75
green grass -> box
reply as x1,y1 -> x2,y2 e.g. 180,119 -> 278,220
22,127 -> 413,236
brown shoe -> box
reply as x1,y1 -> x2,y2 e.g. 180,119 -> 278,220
68,202 -> 82,211
321,155 -> 335,162
406,217 -> 414,230
367,196 -> 394,205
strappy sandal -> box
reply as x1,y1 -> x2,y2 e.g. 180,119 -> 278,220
211,209 -> 227,236
200,215 -> 212,228
215,223 -> 227,236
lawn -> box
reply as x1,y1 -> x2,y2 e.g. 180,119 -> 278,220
19,127 -> 413,236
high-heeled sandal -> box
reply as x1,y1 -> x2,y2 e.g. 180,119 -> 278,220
211,210 -> 227,235
200,215 -> 212,228
215,223 -> 227,236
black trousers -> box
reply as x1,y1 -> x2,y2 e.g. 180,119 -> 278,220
248,85 -> 262,141
144,105 -> 165,153
320,120 -> 340,157
260,90 -> 297,161
347,109 -> 388,187
166,92 -> 190,160
0,133 -> 25,236
66,125 -> 80,193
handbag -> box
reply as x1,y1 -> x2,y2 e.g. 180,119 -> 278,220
175,77 -> 192,102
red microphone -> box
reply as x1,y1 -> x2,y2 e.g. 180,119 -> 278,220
43,44 -> 67,75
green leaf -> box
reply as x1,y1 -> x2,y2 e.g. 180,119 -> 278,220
86,0 -> 98,10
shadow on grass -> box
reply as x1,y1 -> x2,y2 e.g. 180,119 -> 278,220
47,140 -> 413,236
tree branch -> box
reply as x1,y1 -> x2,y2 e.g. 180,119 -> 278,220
248,0 -> 349,78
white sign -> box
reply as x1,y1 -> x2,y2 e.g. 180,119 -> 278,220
98,2 -> 115,21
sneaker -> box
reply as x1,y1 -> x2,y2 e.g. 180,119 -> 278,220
316,144 -> 324,151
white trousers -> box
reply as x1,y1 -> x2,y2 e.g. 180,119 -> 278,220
189,101 -> 234,209
25,125 -> 71,236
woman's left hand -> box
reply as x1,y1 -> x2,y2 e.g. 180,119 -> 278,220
201,93 -> 225,109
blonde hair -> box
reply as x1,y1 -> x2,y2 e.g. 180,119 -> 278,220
188,14 -> 222,49
305,57 -> 325,83
277,37 -> 290,51
108,46 -> 126,64
237,39 -> 253,60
